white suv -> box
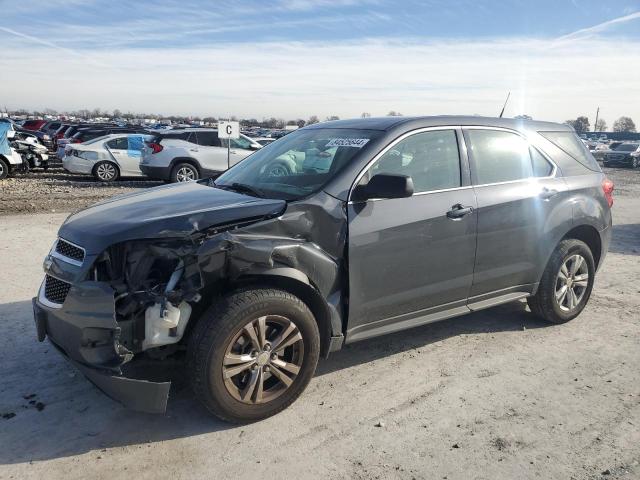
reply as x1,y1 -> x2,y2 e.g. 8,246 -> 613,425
140,129 -> 262,182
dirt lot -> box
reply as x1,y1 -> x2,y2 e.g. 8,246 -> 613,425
0,168 -> 161,215
0,167 -> 639,480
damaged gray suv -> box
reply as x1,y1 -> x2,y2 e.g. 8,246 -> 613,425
34,116 -> 613,422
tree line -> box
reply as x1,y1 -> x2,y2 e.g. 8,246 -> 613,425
564,115 -> 636,133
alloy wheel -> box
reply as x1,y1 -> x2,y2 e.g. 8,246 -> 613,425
222,315 -> 304,404
96,163 -> 116,181
176,166 -> 196,182
555,254 -> 589,312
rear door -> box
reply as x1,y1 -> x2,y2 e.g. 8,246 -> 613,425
463,127 -> 568,302
105,136 -> 141,176
347,128 -> 478,341
193,131 -> 228,172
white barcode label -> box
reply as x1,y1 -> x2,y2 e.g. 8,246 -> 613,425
325,138 -> 370,148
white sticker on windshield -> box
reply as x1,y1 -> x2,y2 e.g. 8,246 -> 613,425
325,138 -> 370,148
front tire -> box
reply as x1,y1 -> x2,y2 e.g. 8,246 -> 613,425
93,161 -> 119,181
528,239 -> 595,324
188,288 -> 320,423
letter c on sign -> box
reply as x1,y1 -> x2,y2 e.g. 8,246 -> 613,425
226,125 -> 232,135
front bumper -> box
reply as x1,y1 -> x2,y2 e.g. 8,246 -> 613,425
33,280 -> 171,413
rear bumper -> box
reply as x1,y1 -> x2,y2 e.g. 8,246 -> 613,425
32,284 -> 171,413
603,155 -> 634,166
62,155 -> 93,175
140,164 -> 171,181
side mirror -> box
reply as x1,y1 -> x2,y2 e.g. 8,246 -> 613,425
352,173 -> 414,202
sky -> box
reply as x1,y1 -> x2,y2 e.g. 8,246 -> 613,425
1,0 -> 639,124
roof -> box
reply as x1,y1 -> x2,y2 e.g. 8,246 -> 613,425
304,115 -> 572,132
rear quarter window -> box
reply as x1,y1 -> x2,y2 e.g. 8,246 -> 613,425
538,131 -> 601,172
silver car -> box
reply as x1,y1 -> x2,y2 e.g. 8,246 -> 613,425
63,133 -> 154,181
140,128 -> 262,182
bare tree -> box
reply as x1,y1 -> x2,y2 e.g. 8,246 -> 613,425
307,115 -> 320,125
387,111 -> 402,116
361,112 -> 371,118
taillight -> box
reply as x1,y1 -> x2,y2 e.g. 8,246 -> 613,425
602,178 -> 614,208
149,142 -> 163,154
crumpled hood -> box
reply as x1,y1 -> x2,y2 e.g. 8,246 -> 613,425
59,181 -> 287,254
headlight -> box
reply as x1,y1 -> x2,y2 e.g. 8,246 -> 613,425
43,134 -> 50,140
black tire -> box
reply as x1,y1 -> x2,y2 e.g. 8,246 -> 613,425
93,161 -> 120,182
0,157 -> 8,180
171,162 -> 199,183
603,162 -> 610,168
188,288 -> 320,423
528,239 -> 595,324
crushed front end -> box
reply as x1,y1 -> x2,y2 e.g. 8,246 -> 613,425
33,237 -> 202,413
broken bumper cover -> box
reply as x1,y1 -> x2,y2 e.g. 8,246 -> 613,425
32,286 -> 171,414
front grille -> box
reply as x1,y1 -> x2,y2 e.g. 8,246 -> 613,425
55,239 -> 85,263
607,154 -> 625,161
44,275 -> 72,305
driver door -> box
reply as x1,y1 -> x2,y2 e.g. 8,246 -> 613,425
346,128 -> 478,342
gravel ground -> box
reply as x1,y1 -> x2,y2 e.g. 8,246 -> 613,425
0,166 -> 638,480
0,168 -> 162,215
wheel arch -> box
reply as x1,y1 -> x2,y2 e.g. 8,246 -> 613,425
562,224 -> 603,269
235,270 -> 338,357
170,157 -> 202,174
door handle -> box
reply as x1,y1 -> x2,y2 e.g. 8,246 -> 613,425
539,187 -> 559,200
189,148 -> 198,152
446,203 -> 474,219
229,150 -> 237,154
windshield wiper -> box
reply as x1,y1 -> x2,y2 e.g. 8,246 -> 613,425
216,182 -> 264,198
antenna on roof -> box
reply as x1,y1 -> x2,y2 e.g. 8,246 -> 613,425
499,92 -> 511,118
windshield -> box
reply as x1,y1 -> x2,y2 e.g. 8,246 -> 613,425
214,128 -> 382,200
614,143 -> 639,152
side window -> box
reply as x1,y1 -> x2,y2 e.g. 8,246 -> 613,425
195,131 -> 221,147
106,137 -> 129,150
466,129 -> 535,184
365,130 -> 461,192
231,136 -> 253,149
530,148 -> 553,177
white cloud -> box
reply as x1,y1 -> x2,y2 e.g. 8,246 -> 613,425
0,36 -> 639,123
556,10 -> 640,41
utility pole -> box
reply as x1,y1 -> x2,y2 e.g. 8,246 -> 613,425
594,106 -> 600,132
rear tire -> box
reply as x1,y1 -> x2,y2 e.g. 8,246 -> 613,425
188,288 -> 320,423
0,158 -> 8,180
171,163 -> 199,183
528,239 -> 595,324
93,161 -> 120,182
